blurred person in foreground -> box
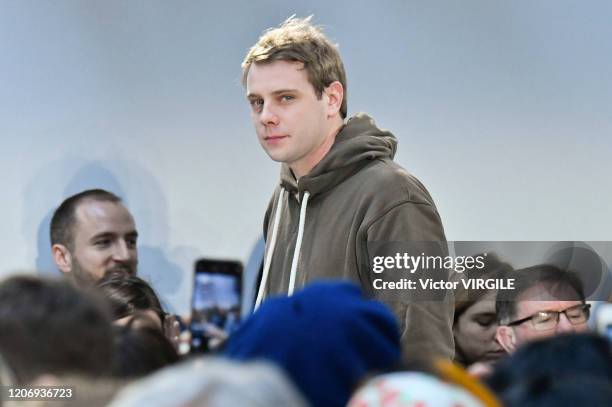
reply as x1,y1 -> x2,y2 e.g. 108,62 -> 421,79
107,358 -> 307,407
96,274 -> 167,330
224,281 -> 402,407
347,359 -> 503,407
96,274 -> 183,353
111,322 -> 179,379
0,275 -> 114,384
486,333 -> 612,407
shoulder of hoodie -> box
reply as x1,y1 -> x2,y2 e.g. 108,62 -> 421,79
264,158 -> 436,209
349,156 -> 436,207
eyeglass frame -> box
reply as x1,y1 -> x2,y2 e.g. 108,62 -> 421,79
505,303 -> 591,331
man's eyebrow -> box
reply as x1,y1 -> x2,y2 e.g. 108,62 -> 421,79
89,232 -> 116,242
247,89 -> 299,99
271,89 -> 299,96
89,230 -> 138,241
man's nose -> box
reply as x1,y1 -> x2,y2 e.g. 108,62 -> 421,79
112,241 -> 131,262
260,103 -> 279,126
556,313 -> 575,333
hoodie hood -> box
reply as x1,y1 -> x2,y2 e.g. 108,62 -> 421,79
280,113 -> 397,198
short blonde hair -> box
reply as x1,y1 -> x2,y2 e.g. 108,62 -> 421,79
242,16 -> 348,118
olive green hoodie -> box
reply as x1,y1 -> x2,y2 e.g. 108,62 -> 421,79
257,113 -> 454,361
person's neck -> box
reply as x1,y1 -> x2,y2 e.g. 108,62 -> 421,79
291,118 -> 344,179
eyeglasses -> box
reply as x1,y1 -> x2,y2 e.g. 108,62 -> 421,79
507,303 -> 591,331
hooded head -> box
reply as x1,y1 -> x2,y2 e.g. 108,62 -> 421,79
225,281 -> 402,407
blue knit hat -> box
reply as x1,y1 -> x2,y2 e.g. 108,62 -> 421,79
224,281 -> 401,407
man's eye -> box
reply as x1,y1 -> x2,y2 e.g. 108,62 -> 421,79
566,310 -> 584,320
126,239 -> 137,249
250,99 -> 263,111
94,240 -> 110,247
280,95 -> 294,102
535,312 -> 554,323
565,306 -> 584,318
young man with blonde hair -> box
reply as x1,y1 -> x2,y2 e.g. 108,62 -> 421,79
244,17 -> 453,361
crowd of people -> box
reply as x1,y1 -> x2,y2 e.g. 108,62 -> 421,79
0,192 -> 609,406
0,249 -> 609,406
2,16 -> 611,407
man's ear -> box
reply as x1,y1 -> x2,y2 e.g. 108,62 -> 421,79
496,325 -> 516,354
324,81 -> 344,118
52,244 -> 72,274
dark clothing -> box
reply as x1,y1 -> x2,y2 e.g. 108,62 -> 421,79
259,113 -> 454,361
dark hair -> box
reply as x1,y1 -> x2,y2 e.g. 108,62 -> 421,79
486,333 -> 612,406
96,275 -> 166,329
498,376 -> 612,407
496,264 -> 586,324
50,189 -> 122,250
453,252 -> 513,324
111,321 -> 179,378
0,275 -> 114,384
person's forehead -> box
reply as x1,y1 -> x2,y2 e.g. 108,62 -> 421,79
74,199 -> 135,234
246,60 -> 311,95
516,299 -> 582,317
517,282 -> 580,302
465,296 -> 497,315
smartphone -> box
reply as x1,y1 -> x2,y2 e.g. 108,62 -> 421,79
190,258 -> 243,353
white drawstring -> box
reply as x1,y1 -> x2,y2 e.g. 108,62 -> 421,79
288,191 -> 310,295
254,188 -> 286,310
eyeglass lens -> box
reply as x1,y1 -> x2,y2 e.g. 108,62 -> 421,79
532,305 -> 589,330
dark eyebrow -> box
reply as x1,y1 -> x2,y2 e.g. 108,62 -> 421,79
89,232 -> 117,243
89,230 -> 138,242
271,89 -> 299,96
247,89 -> 299,99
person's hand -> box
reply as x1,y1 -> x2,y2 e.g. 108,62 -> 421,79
202,322 -> 229,350
163,314 -> 185,353
467,361 -> 494,379
165,314 -> 229,355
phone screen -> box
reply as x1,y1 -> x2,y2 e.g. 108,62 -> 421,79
190,259 -> 242,352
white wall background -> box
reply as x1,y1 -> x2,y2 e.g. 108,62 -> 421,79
2,1 -> 611,313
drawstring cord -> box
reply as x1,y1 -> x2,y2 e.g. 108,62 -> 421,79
288,191 -> 310,295
254,188 -> 286,310
254,189 -> 311,309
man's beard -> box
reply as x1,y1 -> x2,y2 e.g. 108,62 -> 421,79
103,263 -> 136,278
70,257 -> 136,287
